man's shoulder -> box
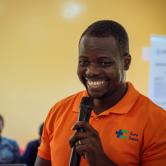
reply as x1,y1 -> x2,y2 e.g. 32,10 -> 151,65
0,137 -> 19,151
127,82 -> 166,117
58,90 -> 86,104
137,91 -> 165,112
44,90 -> 86,123
51,90 -> 87,111
1,136 -> 18,145
134,90 -> 166,124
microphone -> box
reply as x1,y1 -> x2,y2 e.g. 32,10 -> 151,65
69,96 -> 93,166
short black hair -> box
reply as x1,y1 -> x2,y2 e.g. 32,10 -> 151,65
80,20 -> 129,55
0,114 -> 4,126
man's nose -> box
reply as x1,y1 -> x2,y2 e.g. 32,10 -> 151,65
85,63 -> 101,77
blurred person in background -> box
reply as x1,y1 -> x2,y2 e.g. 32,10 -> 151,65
21,123 -> 44,166
0,114 -> 20,164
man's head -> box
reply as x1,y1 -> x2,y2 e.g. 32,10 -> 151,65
0,114 -> 4,136
77,20 -> 131,99
79,20 -> 129,55
39,123 -> 44,139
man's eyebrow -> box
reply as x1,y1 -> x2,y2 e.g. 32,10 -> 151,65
79,55 -> 88,58
96,56 -> 114,61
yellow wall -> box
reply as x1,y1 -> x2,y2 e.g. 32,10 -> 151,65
0,0 -> 166,148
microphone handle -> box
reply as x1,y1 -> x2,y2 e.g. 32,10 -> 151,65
69,116 -> 89,166
69,97 -> 93,166
69,146 -> 81,166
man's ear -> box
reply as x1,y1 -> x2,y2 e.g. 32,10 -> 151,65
124,53 -> 131,70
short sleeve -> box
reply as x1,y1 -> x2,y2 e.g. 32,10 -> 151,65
37,110 -> 54,160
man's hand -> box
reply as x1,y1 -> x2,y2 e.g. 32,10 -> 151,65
69,121 -> 116,166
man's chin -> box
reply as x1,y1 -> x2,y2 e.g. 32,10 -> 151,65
87,91 -> 105,99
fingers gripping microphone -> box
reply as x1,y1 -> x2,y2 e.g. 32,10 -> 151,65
69,97 -> 93,166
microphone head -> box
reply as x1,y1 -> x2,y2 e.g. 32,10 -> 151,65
80,97 -> 93,111
78,97 -> 93,122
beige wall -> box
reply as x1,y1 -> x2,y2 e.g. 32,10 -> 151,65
0,0 -> 166,148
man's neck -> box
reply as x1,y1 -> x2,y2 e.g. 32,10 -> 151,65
93,83 -> 128,114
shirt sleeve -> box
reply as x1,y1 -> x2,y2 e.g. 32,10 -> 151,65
37,98 -> 72,161
37,106 -> 58,161
37,121 -> 51,160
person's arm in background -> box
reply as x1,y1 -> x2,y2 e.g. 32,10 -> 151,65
21,141 -> 39,166
12,140 -> 21,163
35,156 -> 51,166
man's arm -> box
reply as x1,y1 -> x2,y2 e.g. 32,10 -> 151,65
35,156 -> 51,166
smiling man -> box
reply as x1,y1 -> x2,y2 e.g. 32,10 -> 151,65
35,20 -> 166,166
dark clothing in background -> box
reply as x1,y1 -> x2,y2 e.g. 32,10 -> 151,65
0,136 -> 20,164
22,139 -> 40,166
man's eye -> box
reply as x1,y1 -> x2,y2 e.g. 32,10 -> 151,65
99,61 -> 113,67
79,60 -> 89,67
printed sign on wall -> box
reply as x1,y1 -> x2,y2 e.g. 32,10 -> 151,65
149,35 -> 166,109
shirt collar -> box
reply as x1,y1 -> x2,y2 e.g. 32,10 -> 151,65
97,82 -> 140,115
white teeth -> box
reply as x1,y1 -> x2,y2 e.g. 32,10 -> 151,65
87,81 -> 104,86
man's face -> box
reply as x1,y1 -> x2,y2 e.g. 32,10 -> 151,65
77,35 -> 129,99
0,120 -> 3,136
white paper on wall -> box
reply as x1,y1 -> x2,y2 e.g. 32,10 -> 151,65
149,35 -> 166,109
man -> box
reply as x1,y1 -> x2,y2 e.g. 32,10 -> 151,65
0,114 -> 20,164
21,123 -> 44,166
35,20 -> 166,166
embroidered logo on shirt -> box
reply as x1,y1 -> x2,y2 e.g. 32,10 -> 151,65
116,129 -> 128,139
129,132 -> 139,141
115,129 -> 139,141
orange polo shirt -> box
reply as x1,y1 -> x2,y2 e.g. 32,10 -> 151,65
38,82 -> 166,165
